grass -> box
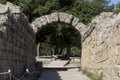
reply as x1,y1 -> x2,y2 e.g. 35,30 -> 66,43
80,68 -> 103,80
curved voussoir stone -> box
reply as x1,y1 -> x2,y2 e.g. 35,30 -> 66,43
31,23 -> 38,33
45,12 -> 59,23
75,22 -> 87,37
59,12 -> 73,24
31,18 -> 43,33
72,17 -> 80,27
65,14 -> 73,24
39,16 -> 48,26
33,18 -> 43,28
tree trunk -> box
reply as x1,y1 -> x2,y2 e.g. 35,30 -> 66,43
54,45 -> 59,55
37,43 -> 40,57
50,47 -> 53,57
66,44 -> 71,60
58,47 -> 63,55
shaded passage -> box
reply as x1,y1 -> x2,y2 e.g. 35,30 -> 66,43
38,68 -> 91,80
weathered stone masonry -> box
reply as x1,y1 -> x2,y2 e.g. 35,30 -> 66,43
32,11 -> 120,80
1,2 -> 120,80
31,12 -> 89,59
31,12 -> 87,38
0,2 -> 36,79
81,12 -> 120,80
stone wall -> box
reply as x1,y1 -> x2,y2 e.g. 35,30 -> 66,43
31,12 -> 89,59
103,66 -> 120,80
1,2 -> 120,80
81,12 -> 120,79
0,2 -> 36,80
31,9 -> 120,79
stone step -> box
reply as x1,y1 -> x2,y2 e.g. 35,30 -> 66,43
45,60 -> 69,68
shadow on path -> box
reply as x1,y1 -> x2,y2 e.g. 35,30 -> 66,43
38,68 -> 91,80
38,68 -> 67,80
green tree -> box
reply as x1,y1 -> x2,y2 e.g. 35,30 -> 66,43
36,23 -> 81,58
1,0 -> 114,23
0,0 -> 6,4
114,2 -> 120,13
0,0 -> 114,58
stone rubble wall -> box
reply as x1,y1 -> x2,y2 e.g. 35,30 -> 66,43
81,12 -> 120,80
103,66 -> 120,80
32,11 -> 120,79
1,1 -> 120,80
0,2 -> 36,80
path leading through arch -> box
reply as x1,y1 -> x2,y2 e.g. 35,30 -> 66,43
37,60 -> 91,80
38,68 -> 91,80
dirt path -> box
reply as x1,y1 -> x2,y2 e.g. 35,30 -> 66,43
38,68 -> 91,80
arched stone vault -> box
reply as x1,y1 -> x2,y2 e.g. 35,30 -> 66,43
31,12 -> 96,58
2,2 -> 120,80
31,12 -> 88,41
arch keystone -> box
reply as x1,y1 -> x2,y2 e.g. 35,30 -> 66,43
45,12 -> 59,23
59,12 -> 73,24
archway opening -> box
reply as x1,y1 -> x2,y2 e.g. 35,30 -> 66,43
31,12 -> 89,80
35,22 -> 82,60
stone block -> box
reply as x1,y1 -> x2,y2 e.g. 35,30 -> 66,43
39,16 -> 48,26
0,15 -> 8,26
59,12 -> 73,24
46,12 -> 59,23
103,66 -> 120,80
65,14 -> 73,24
0,4 -> 8,14
75,22 -> 87,35
6,2 -> 21,14
72,17 -> 80,26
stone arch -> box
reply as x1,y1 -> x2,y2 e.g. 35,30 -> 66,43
31,12 -> 89,57
31,12 -> 87,39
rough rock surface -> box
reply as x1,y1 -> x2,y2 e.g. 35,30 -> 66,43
32,11 -> 120,79
0,2 -> 36,80
103,66 -> 120,80
81,12 -> 120,79
1,1 -> 120,80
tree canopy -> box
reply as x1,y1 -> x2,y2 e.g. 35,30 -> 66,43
114,2 -> 120,13
36,23 -> 81,57
0,0 -> 116,58
1,0 -> 114,24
